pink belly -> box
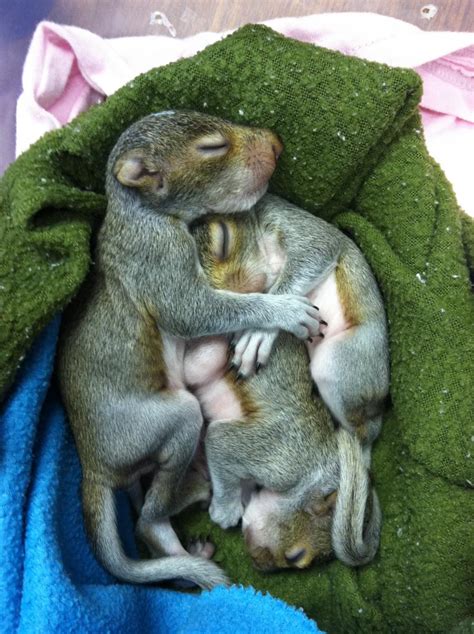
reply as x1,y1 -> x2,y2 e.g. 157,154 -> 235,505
184,337 -> 243,422
305,270 -> 351,358
308,271 -> 349,339
184,337 -> 228,387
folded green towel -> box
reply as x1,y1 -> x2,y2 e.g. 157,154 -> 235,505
0,25 -> 472,633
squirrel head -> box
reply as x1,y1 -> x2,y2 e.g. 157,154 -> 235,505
107,110 -> 283,220
241,488 -> 336,572
192,214 -> 270,293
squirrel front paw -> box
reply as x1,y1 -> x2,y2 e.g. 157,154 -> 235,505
209,497 -> 243,529
231,329 -> 278,378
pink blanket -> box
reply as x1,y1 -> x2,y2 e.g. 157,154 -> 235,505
16,12 -> 474,216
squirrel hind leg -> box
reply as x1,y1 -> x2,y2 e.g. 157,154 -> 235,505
137,517 -> 187,557
310,336 -> 386,446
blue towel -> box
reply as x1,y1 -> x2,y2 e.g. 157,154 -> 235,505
0,319 -> 323,634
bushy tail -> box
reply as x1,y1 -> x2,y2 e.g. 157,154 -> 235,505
332,428 -> 382,566
82,478 -> 229,589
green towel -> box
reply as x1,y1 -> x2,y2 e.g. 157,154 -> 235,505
0,25 -> 472,633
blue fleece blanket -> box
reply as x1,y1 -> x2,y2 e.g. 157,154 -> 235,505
0,318 -> 323,634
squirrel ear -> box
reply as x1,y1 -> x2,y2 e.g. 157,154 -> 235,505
114,152 -> 164,190
307,490 -> 337,517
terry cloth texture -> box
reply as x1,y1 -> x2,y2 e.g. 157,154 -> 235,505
0,24 -> 472,633
0,318 -> 322,633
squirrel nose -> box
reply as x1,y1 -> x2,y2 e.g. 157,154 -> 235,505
272,138 -> 283,161
285,547 -> 306,565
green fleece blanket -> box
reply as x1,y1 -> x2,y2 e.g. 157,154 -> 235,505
0,25 -> 472,634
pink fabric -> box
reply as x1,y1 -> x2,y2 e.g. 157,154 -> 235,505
16,12 -> 474,215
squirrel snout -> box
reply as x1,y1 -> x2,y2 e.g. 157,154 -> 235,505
252,132 -> 283,164
271,137 -> 283,161
247,132 -> 283,186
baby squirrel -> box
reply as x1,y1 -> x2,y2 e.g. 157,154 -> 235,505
58,111 -> 323,590
228,194 -> 390,453
178,204 -> 385,570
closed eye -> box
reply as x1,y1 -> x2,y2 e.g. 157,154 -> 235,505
220,221 -> 229,259
196,135 -> 230,157
197,142 -> 229,152
285,548 -> 306,565
211,220 -> 232,260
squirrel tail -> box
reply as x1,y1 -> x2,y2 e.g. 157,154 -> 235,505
82,478 -> 229,589
332,428 -> 382,566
